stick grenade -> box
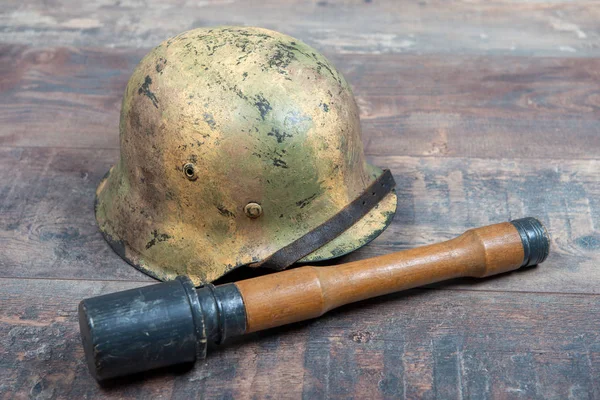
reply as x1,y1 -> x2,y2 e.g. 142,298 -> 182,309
79,218 -> 549,381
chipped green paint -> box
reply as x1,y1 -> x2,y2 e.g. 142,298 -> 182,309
95,26 -> 397,285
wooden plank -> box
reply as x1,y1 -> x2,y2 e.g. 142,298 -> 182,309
0,277 -> 598,399
336,53 -> 600,158
1,45 -> 599,158
0,147 -> 153,284
2,1 -> 600,56
0,44 -> 135,150
1,146 -> 599,295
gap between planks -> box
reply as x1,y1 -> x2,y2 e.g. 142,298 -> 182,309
1,275 -> 599,298
2,144 -> 600,163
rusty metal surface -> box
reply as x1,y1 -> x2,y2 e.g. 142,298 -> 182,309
95,26 -> 397,285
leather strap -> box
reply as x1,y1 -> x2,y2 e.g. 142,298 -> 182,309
255,169 -> 396,271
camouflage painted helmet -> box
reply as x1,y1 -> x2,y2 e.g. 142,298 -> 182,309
95,26 -> 397,285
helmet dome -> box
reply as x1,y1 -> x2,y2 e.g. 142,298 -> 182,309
95,26 -> 397,285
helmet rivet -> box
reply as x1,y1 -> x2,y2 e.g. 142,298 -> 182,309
244,202 -> 263,219
183,163 -> 197,180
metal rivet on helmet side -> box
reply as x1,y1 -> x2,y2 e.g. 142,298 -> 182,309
244,202 -> 263,219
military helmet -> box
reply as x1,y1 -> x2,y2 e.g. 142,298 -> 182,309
95,26 -> 397,285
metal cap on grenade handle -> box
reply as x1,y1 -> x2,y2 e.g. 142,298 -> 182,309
511,217 -> 550,267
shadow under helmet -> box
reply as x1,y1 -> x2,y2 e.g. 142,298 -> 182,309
95,26 -> 397,285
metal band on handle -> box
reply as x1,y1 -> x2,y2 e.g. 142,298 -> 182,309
255,169 -> 396,271
510,217 -> 551,267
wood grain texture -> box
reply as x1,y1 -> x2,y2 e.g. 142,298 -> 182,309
238,222 -> 525,332
1,278 -> 599,399
2,147 -> 598,295
0,45 -> 134,149
1,0 -> 600,397
1,45 -> 599,157
2,0 -> 600,57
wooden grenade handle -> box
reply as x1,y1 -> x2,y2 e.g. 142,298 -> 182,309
235,218 -> 550,333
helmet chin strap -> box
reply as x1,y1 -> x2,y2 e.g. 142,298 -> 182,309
253,169 -> 396,271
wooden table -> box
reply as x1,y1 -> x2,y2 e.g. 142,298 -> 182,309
1,1 -> 599,398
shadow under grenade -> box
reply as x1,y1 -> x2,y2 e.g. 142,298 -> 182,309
95,26 -> 398,285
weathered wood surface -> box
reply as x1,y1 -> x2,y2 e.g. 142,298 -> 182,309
1,278 -> 599,399
2,0 -> 600,57
2,45 -> 599,157
1,0 -> 600,398
2,147 -> 599,295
